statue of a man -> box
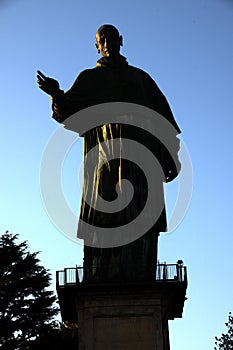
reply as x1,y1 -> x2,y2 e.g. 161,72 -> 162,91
37,24 -> 181,282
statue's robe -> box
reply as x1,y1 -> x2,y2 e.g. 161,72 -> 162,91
52,55 -> 181,282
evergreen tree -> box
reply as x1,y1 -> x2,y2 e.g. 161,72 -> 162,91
215,313 -> 233,350
0,232 -> 58,350
31,322 -> 79,350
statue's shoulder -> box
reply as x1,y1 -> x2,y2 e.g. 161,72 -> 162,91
70,68 -> 100,88
127,64 -> 148,73
78,65 -> 152,78
76,68 -> 98,79
127,64 -> 155,81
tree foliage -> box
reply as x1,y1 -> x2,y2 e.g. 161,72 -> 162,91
31,321 -> 79,350
0,232 -> 58,350
215,313 -> 233,350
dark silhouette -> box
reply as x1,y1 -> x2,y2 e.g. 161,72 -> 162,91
0,232 -> 58,350
31,322 -> 79,350
214,312 -> 233,350
37,24 -> 181,282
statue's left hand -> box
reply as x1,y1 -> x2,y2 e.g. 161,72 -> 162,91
37,70 -> 60,96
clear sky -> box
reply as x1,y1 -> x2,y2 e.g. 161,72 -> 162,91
1,0 -> 233,349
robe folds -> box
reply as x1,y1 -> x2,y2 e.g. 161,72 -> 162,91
52,55 -> 181,281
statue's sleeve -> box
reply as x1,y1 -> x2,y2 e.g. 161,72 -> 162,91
51,71 -> 89,123
143,72 -> 182,181
143,72 -> 181,134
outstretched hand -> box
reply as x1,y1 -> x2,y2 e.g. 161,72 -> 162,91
37,70 -> 60,96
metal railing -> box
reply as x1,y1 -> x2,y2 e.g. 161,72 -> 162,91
56,262 -> 187,287
156,263 -> 187,282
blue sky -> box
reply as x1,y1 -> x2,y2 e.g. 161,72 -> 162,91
1,0 -> 233,348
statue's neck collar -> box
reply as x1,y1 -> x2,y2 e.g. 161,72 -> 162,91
96,55 -> 128,67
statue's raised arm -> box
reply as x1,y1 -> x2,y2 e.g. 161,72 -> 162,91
37,70 -> 61,96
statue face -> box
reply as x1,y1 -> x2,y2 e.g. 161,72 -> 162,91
96,28 -> 122,57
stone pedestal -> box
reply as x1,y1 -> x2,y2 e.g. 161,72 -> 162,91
57,280 -> 187,349
77,286 -> 168,350
56,264 -> 187,349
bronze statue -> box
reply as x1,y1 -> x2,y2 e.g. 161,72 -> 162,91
37,24 -> 181,282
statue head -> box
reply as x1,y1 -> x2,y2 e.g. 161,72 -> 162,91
95,24 -> 123,58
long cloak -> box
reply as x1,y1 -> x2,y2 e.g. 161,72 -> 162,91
52,55 -> 181,281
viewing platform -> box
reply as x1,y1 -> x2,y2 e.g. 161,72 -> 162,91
56,261 -> 188,323
56,261 -> 187,287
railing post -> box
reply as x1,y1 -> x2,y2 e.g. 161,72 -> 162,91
64,268 -> 67,285
76,266 -> 79,284
56,271 -> 59,288
156,263 -> 161,280
176,260 -> 183,282
184,266 -> 187,284
176,264 -> 179,281
163,264 -> 167,280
